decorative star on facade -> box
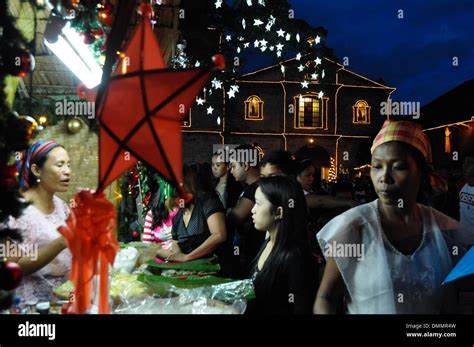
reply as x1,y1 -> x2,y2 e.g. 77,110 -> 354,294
214,0 -> 222,9
298,64 -> 304,72
285,33 -> 291,41
276,43 -> 284,51
296,53 -> 302,60
225,35 -> 232,42
276,29 -> 285,37
301,81 -> 309,88
314,57 -> 322,65
315,35 -> 321,44
318,91 -> 324,99
227,89 -> 236,98
207,106 -> 214,114
196,97 -> 205,105
254,19 -> 264,26
311,73 -> 318,80
254,40 -> 260,48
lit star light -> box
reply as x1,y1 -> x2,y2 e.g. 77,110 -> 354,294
211,78 -> 223,89
207,106 -> 214,114
296,52 -> 302,60
196,97 -> 205,105
276,43 -> 284,51
254,19 -> 264,26
318,91 -> 324,99
301,81 -> 309,88
227,89 -> 236,98
276,29 -> 285,37
314,57 -> 322,65
246,0 -> 252,6
254,39 -> 260,48
311,73 -> 318,80
315,35 -> 321,44
298,64 -> 304,72
230,85 -> 239,93
285,33 -> 291,41
215,0 -> 222,9
225,35 -> 231,42
259,39 -> 268,46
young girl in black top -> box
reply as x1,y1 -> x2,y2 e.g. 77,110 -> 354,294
246,175 -> 317,314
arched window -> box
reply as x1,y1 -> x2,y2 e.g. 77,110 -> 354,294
244,95 -> 264,120
295,94 -> 325,129
352,100 -> 371,124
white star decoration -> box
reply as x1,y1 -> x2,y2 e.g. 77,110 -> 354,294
285,33 -> 291,41
269,46 -> 274,51
276,51 -> 282,57
214,0 -> 222,9
244,42 -> 250,48
298,64 -> 304,72
225,35 -> 231,42
258,0 -> 265,6
314,57 -> 322,65
276,29 -> 285,37
301,81 -> 309,88
196,97 -> 205,105
315,35 -> 321,44
227,89 -> 236,98
246,0 -> 252,6
254,19 -> 264,26
318,91 -> 324,99
254,40 -> 260,48
276,43 -> 284,51
311,73 -> 318,80
230,85 -> 239,93
296,53 -> 302,60
260,39 -> 268,46
211,78 -> 223,89
207,106 -> 214,114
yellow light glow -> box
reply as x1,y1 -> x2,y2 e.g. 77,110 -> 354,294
38,115 -> 48,125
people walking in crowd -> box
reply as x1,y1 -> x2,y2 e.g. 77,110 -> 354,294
211,151 -> 243,210
259,150 -> 295,177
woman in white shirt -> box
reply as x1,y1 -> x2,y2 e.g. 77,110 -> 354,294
314,120 -> 473,314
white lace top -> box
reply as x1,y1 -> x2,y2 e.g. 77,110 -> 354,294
9,195 -> 71,303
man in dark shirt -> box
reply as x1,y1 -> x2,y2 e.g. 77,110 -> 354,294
226,144 -> 265,278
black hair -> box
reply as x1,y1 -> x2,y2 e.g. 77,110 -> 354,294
234,144 -> 260,167
253,176 -> 312,292
151,195 -> 171,230
296,159 -> 316,176
260,150 -> 295,175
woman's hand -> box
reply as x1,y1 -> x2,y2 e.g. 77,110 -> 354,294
155,248 -> 188,263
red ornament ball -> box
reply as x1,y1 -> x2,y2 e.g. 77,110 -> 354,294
0,262 -> 23,291
132,231 -> 140,239
212,54 -> 225,70
82,32 -> 96,45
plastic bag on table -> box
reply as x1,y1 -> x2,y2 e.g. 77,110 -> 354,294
114,295 -> 246,314
113,247 -> 139,274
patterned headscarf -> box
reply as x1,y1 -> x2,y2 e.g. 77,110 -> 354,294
371,120 -> 432,163
16,140 -> 61,190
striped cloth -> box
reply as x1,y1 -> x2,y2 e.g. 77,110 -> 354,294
371,120 -> 432,162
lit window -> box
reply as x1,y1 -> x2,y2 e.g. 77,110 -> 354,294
296,95 -> 323,128
353,100 -> 371,124
244,95 -> 264,120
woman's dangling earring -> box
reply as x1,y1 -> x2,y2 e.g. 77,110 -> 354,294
36,176 -> 41,183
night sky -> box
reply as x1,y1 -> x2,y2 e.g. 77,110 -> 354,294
287,0 -> 474,106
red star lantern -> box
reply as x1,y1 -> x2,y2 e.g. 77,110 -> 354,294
96,4 -> 223,195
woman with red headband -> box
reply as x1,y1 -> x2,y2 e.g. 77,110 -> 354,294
314,120 -> 474,314
8,140 -> 72,303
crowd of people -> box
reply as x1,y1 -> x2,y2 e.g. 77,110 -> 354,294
5,120 -> 474,314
